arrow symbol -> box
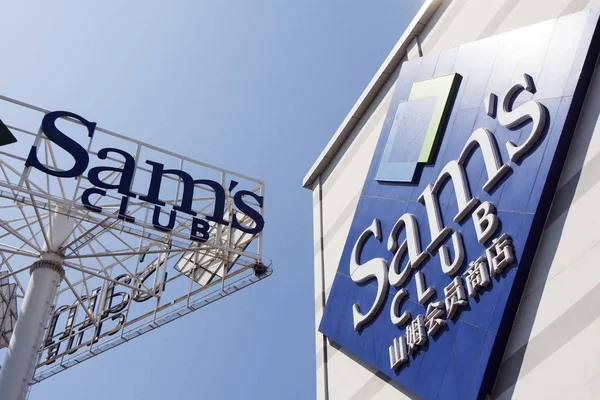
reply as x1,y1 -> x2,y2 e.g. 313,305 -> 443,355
0,119 -> 17,146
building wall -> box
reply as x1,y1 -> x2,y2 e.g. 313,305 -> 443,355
311,0 -> 600,399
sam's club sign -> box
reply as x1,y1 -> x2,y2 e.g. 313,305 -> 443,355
21,111 -> 264,239
319,10 -> 600,400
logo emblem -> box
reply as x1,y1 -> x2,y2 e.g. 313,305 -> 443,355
376,74 -> 460,183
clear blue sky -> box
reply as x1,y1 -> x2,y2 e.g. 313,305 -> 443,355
0,1 -> 423,399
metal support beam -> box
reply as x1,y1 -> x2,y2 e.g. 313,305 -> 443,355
0,260 -> 64,400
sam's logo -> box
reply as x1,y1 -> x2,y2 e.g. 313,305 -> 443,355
376,74 -> 460,183
18,111 -> 264,239
351,72 -> 546,334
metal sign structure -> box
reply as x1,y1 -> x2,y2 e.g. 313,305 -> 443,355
0,95 -> 271,400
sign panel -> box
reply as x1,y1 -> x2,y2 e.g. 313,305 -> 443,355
319,10 -> 600,400
0,272 -> 17,348
0,94 -> 271,383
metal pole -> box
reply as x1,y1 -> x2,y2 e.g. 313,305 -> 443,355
0,260 -> 63,400
0,206 -> 72,400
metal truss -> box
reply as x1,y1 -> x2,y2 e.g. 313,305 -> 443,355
0,95 -> 271,384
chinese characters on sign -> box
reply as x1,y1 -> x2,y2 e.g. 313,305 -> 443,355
389,233 -> 515,370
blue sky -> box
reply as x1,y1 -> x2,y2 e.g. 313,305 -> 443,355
0,1 -> 423,399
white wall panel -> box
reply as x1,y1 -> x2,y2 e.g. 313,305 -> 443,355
494,0 -> 579,35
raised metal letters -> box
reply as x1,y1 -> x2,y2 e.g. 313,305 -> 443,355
347,74 -> 548,363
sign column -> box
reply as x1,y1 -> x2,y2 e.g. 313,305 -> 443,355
0,260 -> 64,400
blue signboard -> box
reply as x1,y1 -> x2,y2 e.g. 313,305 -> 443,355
319,9 -> 600,400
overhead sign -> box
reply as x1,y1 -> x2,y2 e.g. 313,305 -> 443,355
22,110 -> 264,238
0,94 -> 271,384
319,9 -> 600,400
